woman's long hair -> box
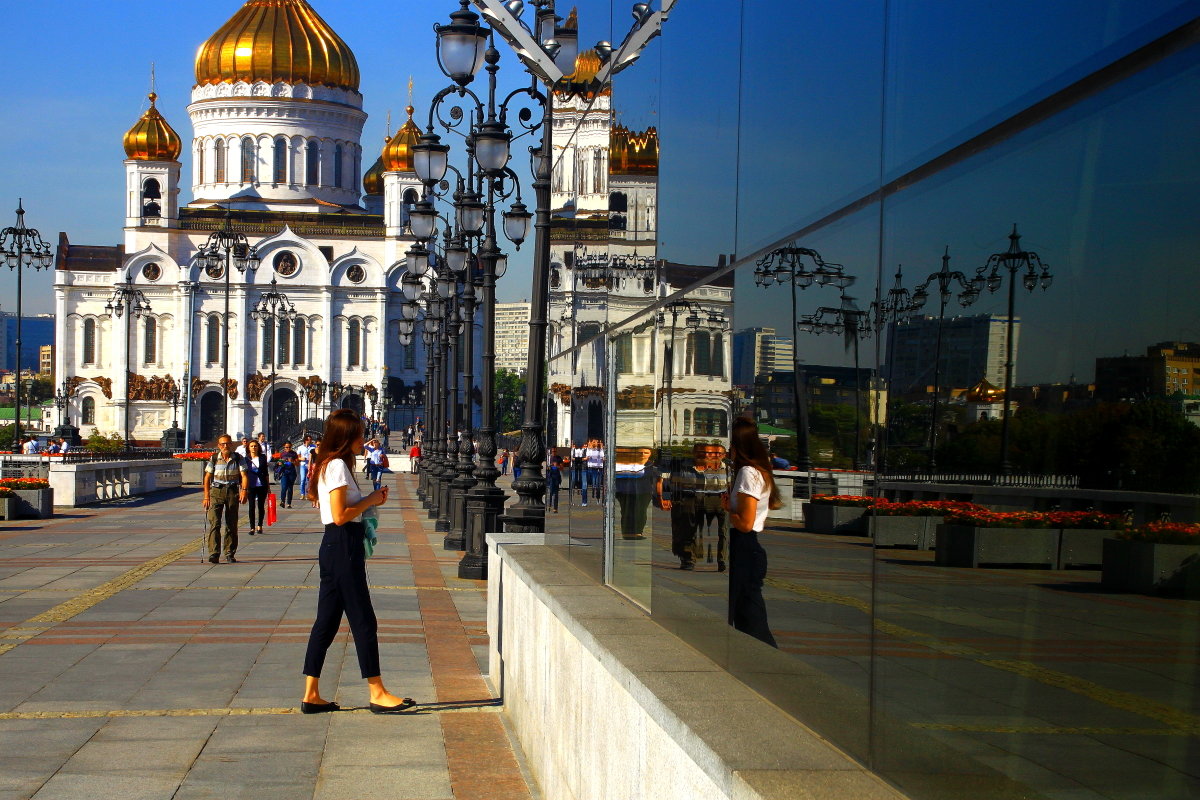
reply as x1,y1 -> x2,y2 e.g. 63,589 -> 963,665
306,409 -> 363,502
729,416 -> 782,510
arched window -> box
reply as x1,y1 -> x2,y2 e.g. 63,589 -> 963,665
206,314 -> 220,363
609,192 -> 628,212
143,317 -> 157,364
347,319 -> 361,367
262,318 -> 275,366
614,333 -> 633,375
279,318 -> 290,364
273,139 -> 287,184
402,188 -> 418,228
293,318 -> 305,364
404,340 -> 416,370
197,144 -> 205,184
711,333 -> 725,379
82,396 -> 96,425
214,139 -> 226,183
82,318 -> 96,364
306,141 -> 319,185
241,137 -> 256,184
687,331 -> 712,376
683,409 -> 693,436
334,144 -> 344,188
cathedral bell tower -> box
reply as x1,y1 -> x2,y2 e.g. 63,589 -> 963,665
122,92 -> 182,231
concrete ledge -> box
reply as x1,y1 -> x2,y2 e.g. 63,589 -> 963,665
486,537 -> 905,800
48,460 -> 182,506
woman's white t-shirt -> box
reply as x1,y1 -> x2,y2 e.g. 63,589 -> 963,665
731,466 -> 771,533
317,458 -> 363,525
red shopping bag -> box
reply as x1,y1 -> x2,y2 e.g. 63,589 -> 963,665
266,493 -> 278,527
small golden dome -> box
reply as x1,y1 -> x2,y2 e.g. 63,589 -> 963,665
363,153 -> 385,196
195,0 -> 360,92
123,93 -> 183,161
609,124 -> 658,176
382,106 -> 420,173
555,49 -> 610,100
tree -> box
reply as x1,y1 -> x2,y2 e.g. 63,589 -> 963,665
494,369 -> 526,435
85,429 -> 126,454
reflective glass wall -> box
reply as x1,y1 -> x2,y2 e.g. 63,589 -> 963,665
536,0 -> 1200,797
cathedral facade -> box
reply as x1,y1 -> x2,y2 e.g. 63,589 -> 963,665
54,0 -> 425,445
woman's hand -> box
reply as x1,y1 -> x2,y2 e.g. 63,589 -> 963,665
367,486 -> 389,507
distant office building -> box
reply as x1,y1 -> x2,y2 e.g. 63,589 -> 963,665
887,314 -> 1016,396
752,365 -> 886,427
732,327 -> 794,386
0,313 -> 53,374
495,301 -> 533,375
1095,341 -> 1200,401
39,345 -> 54,379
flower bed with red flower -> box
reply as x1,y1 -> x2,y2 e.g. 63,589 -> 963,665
1116,521 -> 1200,545
810,495 -> 875,508
869,500 -> 984,517
0,487 -> 13,498
173,452 -> 216,461
943,509 -> 1124,529
0,478 -> 50,490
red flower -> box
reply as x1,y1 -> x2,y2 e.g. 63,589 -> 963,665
0,478 -> 50,490
810,495 -> 876,508
1117,521 -> 1200,545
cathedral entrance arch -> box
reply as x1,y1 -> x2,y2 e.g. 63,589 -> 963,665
199,392 -> 224,443
587,400 -> 604,441
341,392 -> 365,418
267,387 -> 300,444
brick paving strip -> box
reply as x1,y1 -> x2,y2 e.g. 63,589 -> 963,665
396,480 -> 534,800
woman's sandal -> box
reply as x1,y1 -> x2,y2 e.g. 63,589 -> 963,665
300,701 -> 340,714
369,698 -> 416,714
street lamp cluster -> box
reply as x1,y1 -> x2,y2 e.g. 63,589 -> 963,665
251,278 -> 297,447
104,272 -> 152,447
658,299 -> 728,447
406,0 -> 539,579
754,226 -> 1053,475
0,201 -> 53,444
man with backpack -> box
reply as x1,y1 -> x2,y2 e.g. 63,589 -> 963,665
202,434 -> 249,564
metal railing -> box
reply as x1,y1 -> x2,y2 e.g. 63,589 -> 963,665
878,472 -> 1081,489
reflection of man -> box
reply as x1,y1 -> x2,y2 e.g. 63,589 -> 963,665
613,447 -> 660,540
695,444 -> 730,572
664,444 -> 705,570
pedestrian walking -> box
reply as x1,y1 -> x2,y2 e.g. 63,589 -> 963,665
202,435 -> 248,563
499,449 -> 510,475
409,442 -> 421,473
275,442 -> 299,508
244,440 -> 271,535
570,441 -> 586,496
723,417 -> 782,648
364,438 -> 387,491
301,409 -> 414,715
546,456 -> 563,512
296,434 -> 315,496
586,439 -> 606,504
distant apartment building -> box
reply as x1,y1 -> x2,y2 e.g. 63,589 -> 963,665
752,365 -> 886,427
495,301 -> 533,375
886,314 -> 1016,396
0,313 -> 55,373
732,327 -> 794,386
1095,341 -> 1200,401
39,345 -> 54,379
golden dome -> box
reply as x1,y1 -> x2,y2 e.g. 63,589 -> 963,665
382,106 -> 420,173
609,124 -> 658,176
195,0 -> 360,92
123,93 -> 183,161
555,49 -> 610,100
363,153 -> 385,196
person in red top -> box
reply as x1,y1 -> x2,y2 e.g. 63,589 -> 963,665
409,442 -> 421,473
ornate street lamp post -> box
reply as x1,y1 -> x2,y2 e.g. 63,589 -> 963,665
976,225 -> 1052,475
161,373 -> 187,451
799,297 -> 872,470
869,266 -> 918,472
196,211 -> 260,438
910,247 -> 983,474
657,300 -> 726,448
53,379 -> 77,445
251,277 -> 297,449
0,201 -> 54,444
104,272 -> 152,448
753,244 -> 854,471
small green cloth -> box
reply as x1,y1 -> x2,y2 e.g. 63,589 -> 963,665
363,513 -> 379,557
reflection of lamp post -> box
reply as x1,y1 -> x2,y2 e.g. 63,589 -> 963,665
754,244 -> 854,471
104,271 -> 152,449
799,296 -> 871,469
0,201 -> 54,444
196,211 -> 260,438
251,277 -> 297,448
910,247 -> 982,474
976,225 -> 1052,475
869,266 -> 918,472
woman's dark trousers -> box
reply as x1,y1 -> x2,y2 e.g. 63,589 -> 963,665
728,529 -> 777,648
279,474 -> 295,506
303,522 -> 381,679
247,485 -> 269,529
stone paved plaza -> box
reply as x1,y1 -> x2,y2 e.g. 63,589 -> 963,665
0,473 -> 537,800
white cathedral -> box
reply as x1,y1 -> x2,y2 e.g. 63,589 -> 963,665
54,0 -> 427,445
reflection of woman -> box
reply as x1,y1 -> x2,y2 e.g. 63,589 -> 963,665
245,440 -> 270,535
613,447 -> 660,540
724,418 -> 781,647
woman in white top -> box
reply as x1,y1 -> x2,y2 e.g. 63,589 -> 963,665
300,410 -> 414,714
723,417 -> 781,648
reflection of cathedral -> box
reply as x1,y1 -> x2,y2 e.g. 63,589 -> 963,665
54,0 -> 426,444
545,53 -> 731,447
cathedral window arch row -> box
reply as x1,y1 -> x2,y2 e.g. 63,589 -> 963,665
79,315 -> 102,367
